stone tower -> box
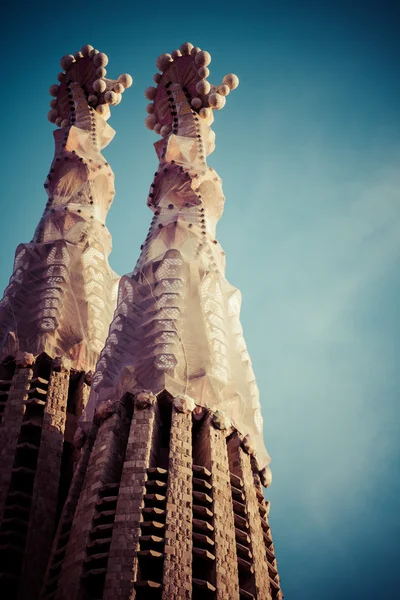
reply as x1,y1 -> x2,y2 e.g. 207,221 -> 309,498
40,43 -> 282,600
0,45 -> 131,600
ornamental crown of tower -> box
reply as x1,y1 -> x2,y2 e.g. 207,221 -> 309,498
0,42 -> 281,600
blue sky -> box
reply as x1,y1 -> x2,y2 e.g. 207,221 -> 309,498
1,0 -> 399,597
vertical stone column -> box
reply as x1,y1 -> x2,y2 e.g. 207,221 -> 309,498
238,448 -> 272,600
56,402 -> 131,600
0,366 -> 33,523
162,408 -> 192,600
40,424 -> 98,599
20,367 -> 70,600
208,419 -> 240,600
103,401 -> 157,599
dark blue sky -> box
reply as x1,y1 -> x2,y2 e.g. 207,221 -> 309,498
1,1 -> 400,597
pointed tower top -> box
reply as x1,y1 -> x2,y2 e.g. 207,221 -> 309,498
48,44 -> 133,126
144,42 -> 239,135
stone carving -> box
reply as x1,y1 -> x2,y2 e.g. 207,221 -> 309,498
212,410 -> 231,431
260,465 -> 273,488
173,393 -> 195,413
134,390 -> 157,409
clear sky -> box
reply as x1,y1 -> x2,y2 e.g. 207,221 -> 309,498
1,0 -> 399,597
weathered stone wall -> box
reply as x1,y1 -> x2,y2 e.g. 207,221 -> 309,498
20,368 -> 70,600
162,408 -> 192,599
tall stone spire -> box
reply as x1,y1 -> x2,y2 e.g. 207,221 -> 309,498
43,43 -> 281,600
0,45 -> 131,600
0,44 -> 132,372
86,42 -> 270,474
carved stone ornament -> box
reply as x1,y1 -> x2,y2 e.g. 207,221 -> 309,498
173,394 -> 195,414
211,409 -> 231,430
242,433 -> 255,456
260,465 -> 273,489
134,390 -> 157,409
52,355 -> 72,372
94,399 -> 115,423
15,352 -> 35,368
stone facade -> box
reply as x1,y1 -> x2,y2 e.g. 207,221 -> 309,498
38,395 -> 282,600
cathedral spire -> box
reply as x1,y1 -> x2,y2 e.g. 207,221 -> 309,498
0,45 -> 132,372
87,42 -> 270,475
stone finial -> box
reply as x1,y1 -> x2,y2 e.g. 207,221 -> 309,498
94,399 -> 115,423
242,434 -> 255,456
16,351 -> 35,367
260,465 -> 272,488
85,370 -> 94,386
52,356 -> 72,372
173,394 -> 195,414
211,410 -> 231,430
134,390 -> 157,409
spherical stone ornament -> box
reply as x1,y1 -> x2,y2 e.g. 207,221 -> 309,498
15,351 -> 35,367
196,80 -> 211,95
96,67 -> 107,78
212,410 -> 231,430
88,94 -> 98,106
55,117 -> 63,127
93,52 -> 109,67
60,54 -> 75,70
61,119 -> 69,128
199,107 -> 212,120
50,99 -> 57,108
49,84 -> 60,97
198,66 -> 210,79
96,104 -> 108,117
81,44 -> 94,56
260,465 -> 272,488
113,82 -> 124,94
160,124 -> 171,136
47,109 -> 58,123
173,394 -> 196,414
223,73 -> 239,90
89,48 -> 99,57
74,51 -> 83,60
218,84 -> 230,97
146,103 -> 154,114
171,49 -> 182,59
145,114 -> 157,129
118,73 -> 133,88
180,42 -> 194,55
135,390 -> 157,409
154,123 -> 162,134
145,86 -> 157,100
153,73 -> 162,84
195,50 -> 211,67
208,92 -> 226,110
93,79 -> 107,93
156,53 -> 173,72
191,46 -> 201,56
191,97 -> 202,109
57,72 -> 66,83
104,90 -> 117,105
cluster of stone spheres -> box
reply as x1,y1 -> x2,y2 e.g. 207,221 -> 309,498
0,42 -> 283,600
